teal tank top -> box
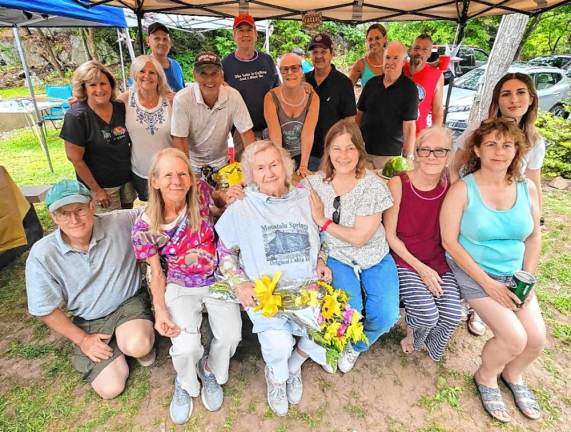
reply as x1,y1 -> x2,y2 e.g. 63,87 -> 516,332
360,59 -> 377,87
458,174 -> 533,276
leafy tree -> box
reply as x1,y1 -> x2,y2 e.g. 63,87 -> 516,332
519,5 -> 571,59
537,109 -> 571,178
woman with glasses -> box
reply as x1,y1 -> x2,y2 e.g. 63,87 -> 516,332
442,118 -> 544,423
384,126 -> 462,361
303,118 -> 399,374
264,53 -> 320,177
349,24 -> 387,87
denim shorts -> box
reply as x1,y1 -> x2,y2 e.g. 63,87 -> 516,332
446,257 -> 513,300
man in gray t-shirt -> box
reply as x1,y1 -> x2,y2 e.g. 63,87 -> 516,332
25,180 -> 155,399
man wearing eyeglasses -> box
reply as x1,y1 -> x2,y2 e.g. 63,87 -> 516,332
222,14 -> 279,160
403,34 -> 444,133
357,41 -> 418,170
25,180 -> 155,400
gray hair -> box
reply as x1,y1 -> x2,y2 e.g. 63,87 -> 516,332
240,140 -> 295,186
130,55 -> 172,97
415,125 -> 453,150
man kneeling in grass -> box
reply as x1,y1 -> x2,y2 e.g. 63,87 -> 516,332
25,180 -> 155,399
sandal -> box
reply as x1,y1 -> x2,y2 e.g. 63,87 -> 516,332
473,377 -> 512,423
500,375 -> 541,420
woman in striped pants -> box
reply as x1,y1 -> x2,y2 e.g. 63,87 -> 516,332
384,126 -> 462,361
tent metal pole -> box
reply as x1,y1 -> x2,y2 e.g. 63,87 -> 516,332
124,28 -> 136,61
117,28 -> 127,91
12,26 -> 54,173
136,10 -> 144,55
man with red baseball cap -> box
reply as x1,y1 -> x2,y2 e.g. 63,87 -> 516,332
222,13 -> 279,159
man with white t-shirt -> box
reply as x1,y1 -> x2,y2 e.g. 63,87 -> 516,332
171,52 -> 255,173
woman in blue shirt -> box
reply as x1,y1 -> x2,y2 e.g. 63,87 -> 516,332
441,118 -> 544,424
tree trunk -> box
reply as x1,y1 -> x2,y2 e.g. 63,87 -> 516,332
23,28 -> 65,78
467,14 -> 529,126
87,28 -> 99,62
80,29 -> 91,61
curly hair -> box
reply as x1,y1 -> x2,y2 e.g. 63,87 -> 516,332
71,61 -> 117,102
321,118 -> 368,182
240,140 -> 295,188
457,118 -> 527,183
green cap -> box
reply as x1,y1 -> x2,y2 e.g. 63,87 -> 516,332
46,180 -> 92,212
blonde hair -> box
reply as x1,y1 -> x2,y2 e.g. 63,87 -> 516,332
72,61 -> 117,102
321,118 -> 367,182
130,55 -> 172,97
240,140 -> 295,187
146,148 -> 202,233
415,125 -> 453,150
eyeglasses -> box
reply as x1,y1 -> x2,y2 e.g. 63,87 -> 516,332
54,205 -> 90,221
279,64 -> 301,74
332,196 -> 341,224
415,147 -> 450,158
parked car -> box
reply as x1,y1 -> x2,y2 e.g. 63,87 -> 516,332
428,45 -> 489,83
443,64 -> 570,137
528,55 -> 571,71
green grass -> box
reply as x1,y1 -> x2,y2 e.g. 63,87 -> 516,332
6,340 -> 59,359
552,323 -> 571,344
0,86 -> 43,98
418,374 -> 464,413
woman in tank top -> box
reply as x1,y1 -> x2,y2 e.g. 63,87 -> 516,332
441,118 -> 544,423
349,24 -> 386,88
118,55 -> 173,201
384,126 -> 462,362
264,53 -> 319,177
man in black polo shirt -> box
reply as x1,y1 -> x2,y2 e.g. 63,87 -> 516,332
357,41 -> 418,169
305,33 -> 356,170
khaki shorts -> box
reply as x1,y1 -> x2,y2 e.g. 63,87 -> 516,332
71,290 -> 153,383
93,182 -> 137,213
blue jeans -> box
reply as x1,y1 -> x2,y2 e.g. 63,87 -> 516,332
328,254 -> 400,352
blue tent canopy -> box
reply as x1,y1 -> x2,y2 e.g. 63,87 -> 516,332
0,0 -> 127,27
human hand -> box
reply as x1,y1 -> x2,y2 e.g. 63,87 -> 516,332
234,281 -> 257,308
79,333 -> 113,363
225,184 -> 246,205
94,188 -> 111,208
317,259 -> 332,283
154,308 -> 180,337
309,191 -> 326,226
296,165 -> 313,178
484,278 -> 521,310
520,289 -> 536,309
417,264 -> 443,297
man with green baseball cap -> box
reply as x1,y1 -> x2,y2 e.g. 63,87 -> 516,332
26,179 -> 155,399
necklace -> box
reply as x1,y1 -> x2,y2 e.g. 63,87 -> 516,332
409,175 -> 448,201
367,54 -> 384,68
280,89 -> 307,107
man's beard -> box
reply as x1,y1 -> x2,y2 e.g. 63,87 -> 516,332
412,56 -> 423,67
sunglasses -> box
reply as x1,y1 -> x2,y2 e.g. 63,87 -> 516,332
332,196 -> 341,224
279,64 -> 301,74
415,147 -> 450,158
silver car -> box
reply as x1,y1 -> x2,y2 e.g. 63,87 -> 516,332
444,64 -> 570,137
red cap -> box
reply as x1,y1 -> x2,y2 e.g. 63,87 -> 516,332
233,13 -> 255,29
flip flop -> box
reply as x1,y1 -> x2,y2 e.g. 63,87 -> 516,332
473,377 -> 512,423
500,375 -> 541,420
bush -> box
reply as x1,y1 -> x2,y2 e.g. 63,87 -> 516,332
536,108 -> 571,178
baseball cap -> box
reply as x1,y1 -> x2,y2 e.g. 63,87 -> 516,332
308,33 -> 333,51
148,22 -> 170,36
233,13 -> 255,29
46,180 -> 92,212
194,52 -> 222,70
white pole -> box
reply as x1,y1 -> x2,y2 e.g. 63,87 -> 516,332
12,26 -> 54,173
117,28 -> 127,91
124,28 -> 136,61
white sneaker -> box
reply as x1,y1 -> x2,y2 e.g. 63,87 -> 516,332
136,348 -> 156,367
286,369 -> 303,405
169,379 -> 193,425
265,366 -> 288,416
338,344 -> 360,373
321,363 -> 335,374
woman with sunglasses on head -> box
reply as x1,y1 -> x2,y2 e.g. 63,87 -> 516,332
349,24 -> 387,87
452,72 -> 546,337
264,53 -> 320,177
384,126 -> 462,361
441,118 -> 544,423
303,118 -> 399,374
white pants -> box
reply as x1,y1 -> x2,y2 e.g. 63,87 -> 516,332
257,329 -> 326,383
165,284 -> 242,396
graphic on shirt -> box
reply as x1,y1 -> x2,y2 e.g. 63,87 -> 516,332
416,83 -> 426,103
262,222 -> 310,266
131,95 -> 168,135
233,70 -> 268,82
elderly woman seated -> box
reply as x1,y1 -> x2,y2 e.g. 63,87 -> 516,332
384,126 -> 462,362
215,140 -> 331,417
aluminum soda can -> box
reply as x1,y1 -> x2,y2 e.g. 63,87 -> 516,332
510,271 -> 536,302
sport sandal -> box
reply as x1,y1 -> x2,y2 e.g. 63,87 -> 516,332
473,376 -> 512,423
500,375 -> 541,420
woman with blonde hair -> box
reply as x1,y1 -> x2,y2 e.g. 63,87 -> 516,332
304,118 -> 399,373
118,55 -> 173,201
61,60 -> 135,212
131,148 -> 240,425
215,140 -> 332,417
384,126 -> 462,361
442,118 -> 544,423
